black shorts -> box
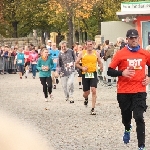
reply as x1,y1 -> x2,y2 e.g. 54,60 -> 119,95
25,62 -> 30,67
117,92 -> 147,112
82,72 -> 97,91
18,64 -> 24,73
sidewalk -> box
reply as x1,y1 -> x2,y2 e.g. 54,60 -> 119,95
0,73 -> 150,150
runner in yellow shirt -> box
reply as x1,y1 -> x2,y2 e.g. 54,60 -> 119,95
75,40 -> 103,115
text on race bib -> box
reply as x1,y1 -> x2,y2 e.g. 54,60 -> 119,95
85,73 -> 94,78
18,60 -> 22,63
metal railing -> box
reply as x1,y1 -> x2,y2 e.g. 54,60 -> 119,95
0,56 -> 17,73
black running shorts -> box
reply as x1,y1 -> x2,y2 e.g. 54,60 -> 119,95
25,61 -> 30,67
117,92 -> 147,112
82,72 -> 97,91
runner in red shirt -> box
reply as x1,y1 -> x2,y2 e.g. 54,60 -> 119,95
107,29 -> 150,150
24,46 -> 31,78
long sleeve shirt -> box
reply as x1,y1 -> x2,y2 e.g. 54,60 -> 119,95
37,56 -> 54,77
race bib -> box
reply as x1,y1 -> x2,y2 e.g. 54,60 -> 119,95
53,58 -> 58,63
18,60 -> 22,63
85,73 -> 94,78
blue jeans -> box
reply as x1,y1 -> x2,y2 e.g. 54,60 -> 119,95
31,64 -> 37,77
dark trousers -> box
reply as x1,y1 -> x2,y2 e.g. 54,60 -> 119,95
40,77 -> 52,98
31,64 -> 37,77
117,92 -> 147,147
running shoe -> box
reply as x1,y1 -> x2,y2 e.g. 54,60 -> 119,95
69,97 -> 74,103
91,109 -> 96,115
79,85 -> 82,89
84,100 -> 88,106
138,146 -> 146,150
50,94 -> 54,100
33,76 -> 35,79
53,85 -> 56,89
45,98 -> 48,102
107,83 -> 112,86
65,98 -> 69,101
56,79 -> 59,84
123,125 -> 132,144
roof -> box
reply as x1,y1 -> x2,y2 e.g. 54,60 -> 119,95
116,11 -> 150,19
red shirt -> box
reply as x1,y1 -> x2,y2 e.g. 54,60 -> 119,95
109,47 -> 150,93
24,51 -> 30,62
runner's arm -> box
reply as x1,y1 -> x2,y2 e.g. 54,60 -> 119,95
148,66 -> 150,77
96,52 -> 103,68
107,67 -> 123,77
58,53 -> 62,67
14,55 -> 17,64
75,51 -> 82,70
146,52 -> 150,77
50,58 -> 54,70
36,58 -> 42,71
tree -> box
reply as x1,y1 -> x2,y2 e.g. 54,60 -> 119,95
49,0 -> 98,47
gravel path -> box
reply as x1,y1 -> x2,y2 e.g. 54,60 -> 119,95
0,73 -> 150,150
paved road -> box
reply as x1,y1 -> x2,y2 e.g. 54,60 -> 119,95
0,73 -> 150,150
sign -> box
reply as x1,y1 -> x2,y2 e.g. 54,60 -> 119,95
121,2 -> 150,11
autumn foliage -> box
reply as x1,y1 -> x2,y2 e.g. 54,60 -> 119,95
0,0 -> 139,45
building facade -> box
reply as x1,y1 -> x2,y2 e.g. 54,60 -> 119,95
116,1 -> 150,49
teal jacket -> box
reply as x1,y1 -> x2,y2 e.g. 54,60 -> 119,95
37,56 -> 54,77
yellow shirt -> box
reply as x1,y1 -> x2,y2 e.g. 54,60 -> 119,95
82,50 -> 97,74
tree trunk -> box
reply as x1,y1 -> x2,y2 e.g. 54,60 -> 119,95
12,21 -> 18,38
41,30 -> 45,45
98,7 -> 104,35
67,16 -> 73,49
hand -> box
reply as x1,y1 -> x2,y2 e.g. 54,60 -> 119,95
142,76 -> 150,86
82,66 -> 88,72
122,68 -> 135,78
45,66 -> 49,70
99,64 -> 103,72
42,66 -> 46,70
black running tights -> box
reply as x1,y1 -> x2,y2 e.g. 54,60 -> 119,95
40,77 -> 52,98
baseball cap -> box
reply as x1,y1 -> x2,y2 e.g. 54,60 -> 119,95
48,40 -> 52,43
126,29 -> 139,38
